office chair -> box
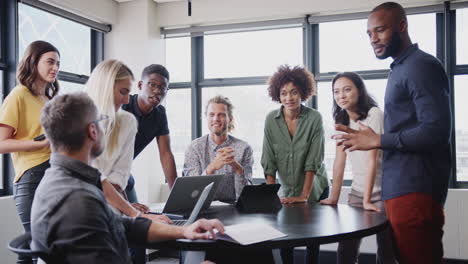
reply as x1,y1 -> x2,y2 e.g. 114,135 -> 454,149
8,232 -> 49,263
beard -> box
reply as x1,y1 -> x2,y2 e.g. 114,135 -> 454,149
376,31 -> 402,59
211,123 -> 228,137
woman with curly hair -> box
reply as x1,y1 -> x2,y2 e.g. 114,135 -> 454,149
261,65 -> 329,263
262,65 -> 329,204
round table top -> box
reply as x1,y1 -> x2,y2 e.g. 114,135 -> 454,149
151,203 -> 388,250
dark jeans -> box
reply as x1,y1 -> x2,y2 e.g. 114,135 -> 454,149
13,160 -> 50,264
281,186 -> 330,264
125,175 -> 138,204
125,175 -> 146,264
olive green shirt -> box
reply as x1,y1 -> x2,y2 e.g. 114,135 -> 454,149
261,105 -> 329,204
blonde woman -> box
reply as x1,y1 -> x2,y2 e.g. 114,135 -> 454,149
85,60 -> 170,224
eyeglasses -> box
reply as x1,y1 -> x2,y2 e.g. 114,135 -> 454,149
90,114 -> 109,125
146,81 -> 169,92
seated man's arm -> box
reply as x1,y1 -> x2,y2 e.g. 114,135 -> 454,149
140,218 -> 224,242
48,191 -> 129,264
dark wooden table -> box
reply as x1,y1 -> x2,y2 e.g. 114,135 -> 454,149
150,203 -> 388,263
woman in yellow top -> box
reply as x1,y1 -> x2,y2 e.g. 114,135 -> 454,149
0,40 -> 60,264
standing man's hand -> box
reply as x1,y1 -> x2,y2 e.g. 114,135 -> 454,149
333,122 -> 381,151
183,219 -> 225,240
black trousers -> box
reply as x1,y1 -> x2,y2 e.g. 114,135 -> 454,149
13,160 -> 50,264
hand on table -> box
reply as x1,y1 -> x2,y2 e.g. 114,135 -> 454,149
142,213 -> 173,224
363,201 -> 381,212
183,219 -> 224,240
319,198 -> 338,206
132,203 -> 149,213
280,196 -> 307,204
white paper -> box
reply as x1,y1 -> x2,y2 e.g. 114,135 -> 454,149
218,223 -> 287,245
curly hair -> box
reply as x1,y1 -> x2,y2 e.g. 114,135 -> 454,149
267,65 -> 316,103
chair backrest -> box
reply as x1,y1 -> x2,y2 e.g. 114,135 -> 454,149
8,232 -> 48,261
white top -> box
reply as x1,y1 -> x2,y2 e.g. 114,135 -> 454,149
93,111 -> 137,190
348,107 -> 384,195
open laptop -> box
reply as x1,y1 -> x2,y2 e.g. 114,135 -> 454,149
172,182 -> 213,226
151,175 -> 223,216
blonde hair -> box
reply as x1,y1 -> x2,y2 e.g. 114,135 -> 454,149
204,95 -> 235,132
84,59 -> 134,154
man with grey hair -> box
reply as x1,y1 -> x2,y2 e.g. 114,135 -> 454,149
31,92 -> 224,263
183,95 -> 253,202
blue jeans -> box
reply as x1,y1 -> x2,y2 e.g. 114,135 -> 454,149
13,160 -> 50,264
125,175 -> 138,203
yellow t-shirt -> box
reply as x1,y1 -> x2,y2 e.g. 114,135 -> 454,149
0,85 -> 51,182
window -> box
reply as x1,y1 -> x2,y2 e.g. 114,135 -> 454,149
454,76 -> 468,182
317,79 -> 387,180
19,3 -> 91,75
201,86 -> 278,178
59,81 -> 85,94
163,89 -> 192,175
204,28 -> 303,78
166,37 -> 191,83
456,8 -> 468,65
319,13 -> 436,73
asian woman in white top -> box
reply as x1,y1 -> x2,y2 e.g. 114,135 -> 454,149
320,72 -> 396,264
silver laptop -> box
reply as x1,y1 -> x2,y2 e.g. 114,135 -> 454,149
152,175 -> 223,216
172,182 -> 213,226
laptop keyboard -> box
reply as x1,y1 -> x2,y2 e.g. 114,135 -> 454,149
172,220 -> 187,226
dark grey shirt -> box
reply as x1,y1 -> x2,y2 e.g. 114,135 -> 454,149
380,44 -> 452,205
31,153 -> 152,264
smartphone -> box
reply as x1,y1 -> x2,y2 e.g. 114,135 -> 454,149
33,134 -> 46,141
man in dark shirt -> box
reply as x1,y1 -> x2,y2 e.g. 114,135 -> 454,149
334,2 -> 451,263
31,92 -> 223,263
122,64 -> 177,204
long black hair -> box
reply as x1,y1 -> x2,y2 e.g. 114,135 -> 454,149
332,72 -> 378,126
